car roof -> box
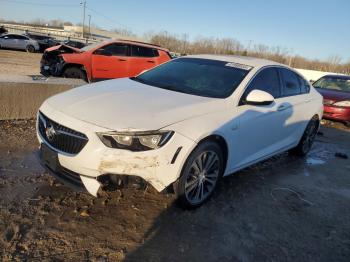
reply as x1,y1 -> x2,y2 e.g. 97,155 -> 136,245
2,33 -> 27,37
320,74 -> 350,80
184,54 -> 284,68
106,39 -> 169,52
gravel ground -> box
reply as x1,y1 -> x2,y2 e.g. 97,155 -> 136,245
0,49 -> 41,76
0,120 -> 349,261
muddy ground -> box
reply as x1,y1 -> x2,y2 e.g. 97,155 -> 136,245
0,119 -> 349,261
0,50 -> 41,76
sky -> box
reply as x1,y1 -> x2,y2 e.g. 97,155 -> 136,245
0,0 -> 349,62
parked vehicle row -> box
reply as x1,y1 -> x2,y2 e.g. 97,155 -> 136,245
37,55 -> 323,208
0,32 -> 86,53
40,40 -> 172,82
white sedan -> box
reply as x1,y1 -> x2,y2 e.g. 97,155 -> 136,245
0,34 -> 40,52
37,55 -> 323,208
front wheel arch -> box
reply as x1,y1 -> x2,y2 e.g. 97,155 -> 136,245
61,64 -> 88,82
174,139 -> 225,208
196,135 -> 228,172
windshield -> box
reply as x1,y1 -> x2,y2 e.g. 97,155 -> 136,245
313,76 -> 350,92
81,42 -> 102,51
131,58 -> 250,98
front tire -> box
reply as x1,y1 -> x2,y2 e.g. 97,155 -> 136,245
62,67 -> 87,81
26,45 -> 35,53
290,116 -> 319,156
174,141 -> 224,209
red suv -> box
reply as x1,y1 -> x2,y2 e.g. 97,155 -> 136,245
40,40 -> 171,82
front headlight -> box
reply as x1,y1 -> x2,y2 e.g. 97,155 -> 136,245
333,100 -> 350,107
97,131 -> 174,151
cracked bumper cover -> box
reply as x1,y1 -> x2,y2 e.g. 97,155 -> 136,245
37,105 -> 196,196
40,61 -> 65,77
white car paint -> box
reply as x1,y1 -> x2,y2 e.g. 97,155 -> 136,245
37,55 -> 323,196
0,34 -> 40,51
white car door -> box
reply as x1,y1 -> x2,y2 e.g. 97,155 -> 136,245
227,67 -> 294,171
277,68 -> 311,145
11,35 -> 26,49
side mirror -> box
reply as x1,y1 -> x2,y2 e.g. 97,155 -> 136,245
244,89 -> 274,106
94,49 -> 112,56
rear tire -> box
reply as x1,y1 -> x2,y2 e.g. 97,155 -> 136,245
62,67 -> 87,81
174,141 -> 224,209
290,115 -> 319,156
26,45 -> 35,53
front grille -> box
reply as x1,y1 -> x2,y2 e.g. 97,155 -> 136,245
38,112 -> 88,155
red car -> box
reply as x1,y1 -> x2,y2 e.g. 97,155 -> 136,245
40,40 -> 171,82
313,74 -> 350,126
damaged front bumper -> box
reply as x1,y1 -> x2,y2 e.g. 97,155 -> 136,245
36,104 -> 195,197
40,44 -> 81,77
40,60 -> 65,77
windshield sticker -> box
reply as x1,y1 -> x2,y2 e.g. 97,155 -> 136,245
225,62 -> 252,71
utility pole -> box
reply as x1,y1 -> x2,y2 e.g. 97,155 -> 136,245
80,1 -> 86,39
88,15 -> 91,39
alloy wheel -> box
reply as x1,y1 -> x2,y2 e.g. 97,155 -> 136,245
184,150 -> 220,205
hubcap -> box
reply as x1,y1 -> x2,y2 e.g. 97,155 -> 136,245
185,150 -> 220,204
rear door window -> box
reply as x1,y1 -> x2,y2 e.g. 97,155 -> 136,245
280,68 -> 301,96
16,35 -> 28,40
131,45 -> 158,57
298,75 -> 310,94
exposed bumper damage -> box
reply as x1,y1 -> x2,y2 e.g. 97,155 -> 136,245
36,104 -> 195,197
40,44 -> 81,77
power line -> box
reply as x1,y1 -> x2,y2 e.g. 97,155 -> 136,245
0,0 -> 140,34
86,6 -> 139,33
0,0 -> 78,7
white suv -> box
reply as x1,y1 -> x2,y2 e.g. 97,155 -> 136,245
37,55 -> 323,208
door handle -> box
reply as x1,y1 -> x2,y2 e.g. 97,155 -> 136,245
277,104 -> 290,111
147,60 -> 155,63
118,58 -> 127,61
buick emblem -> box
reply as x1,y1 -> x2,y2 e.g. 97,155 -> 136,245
45,124 -> 57,142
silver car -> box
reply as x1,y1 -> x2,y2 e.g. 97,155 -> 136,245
0,34 -> 40,53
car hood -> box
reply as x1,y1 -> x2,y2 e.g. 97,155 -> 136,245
316,88 -> 350,102
45,78 -> 226,131
44,44 -> 83,53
